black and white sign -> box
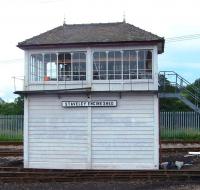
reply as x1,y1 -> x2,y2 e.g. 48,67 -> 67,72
62,100 -> 117,108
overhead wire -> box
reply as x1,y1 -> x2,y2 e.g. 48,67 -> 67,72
166,34 -> 200,43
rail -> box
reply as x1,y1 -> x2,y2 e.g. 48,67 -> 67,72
0,168 -> 199,182
159,71 -> 200,112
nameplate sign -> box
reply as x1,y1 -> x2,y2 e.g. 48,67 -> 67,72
62,100 -> 117,108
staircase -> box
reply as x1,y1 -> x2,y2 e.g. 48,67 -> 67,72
158,71 -> 200,114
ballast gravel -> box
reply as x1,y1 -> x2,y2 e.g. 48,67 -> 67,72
0,181 -> 200,190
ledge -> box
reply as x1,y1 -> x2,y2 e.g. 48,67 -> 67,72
14,88 -> 158,95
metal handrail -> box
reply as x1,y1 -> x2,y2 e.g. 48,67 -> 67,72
159,71 -> 200,94
159,71 -> 200,107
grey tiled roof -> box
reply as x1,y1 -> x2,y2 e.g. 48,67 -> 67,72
18,22 -> 164,49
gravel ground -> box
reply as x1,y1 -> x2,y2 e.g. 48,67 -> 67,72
0,157 -> 23,167
161,143 -> 200,149
0,181 -> 200,190
1,143 -> 200,189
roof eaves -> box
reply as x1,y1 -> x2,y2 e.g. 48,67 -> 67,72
17,39 -> 164,51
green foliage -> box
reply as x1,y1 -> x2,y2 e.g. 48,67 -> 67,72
185,78 -> 200,103
0,135 -> 23,142
161,129 -> 200,141
0,95 -> 24,115
159,99 -> 191,111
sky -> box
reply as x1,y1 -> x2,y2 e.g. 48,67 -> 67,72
0,0 -> 200,101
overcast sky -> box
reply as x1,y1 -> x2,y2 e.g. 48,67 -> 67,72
0,0 -> 200,101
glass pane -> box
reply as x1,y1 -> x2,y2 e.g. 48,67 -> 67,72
100,52 -> 106,62
44,54 -> 50,80
123,61 -> 129,79
44,54 -> 57,81
65,53 -> 71,81
93,61 -> 100,80
108,51 -> 114,80
100,61 -> 106,80
93,52 -> 99,62
108,61 -> 114,80
72,52 -> 86,81
58,53 -> 65,81
51,54 -> 57,80
138,50 -> 144,61
123,50 -> 136,80
100,52 -> 106,80
80,61 -> 86,80
138,60 -> 145,79
145,50 -> 152,60
115,61 -> 121,79
80,52 -> 86,59
93,52 -> 107,80
93,53 -> 99,80
130,50 -> 137,62
145,51 -> 152,79
30,54 -> 43,81
73,62 -> 79,81
73,52 -> 79,61
123,51 -> 129,80
130,51 -> 137,79
114,51 -> 121,79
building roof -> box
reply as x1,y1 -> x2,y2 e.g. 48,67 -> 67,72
17,22 -> 165,53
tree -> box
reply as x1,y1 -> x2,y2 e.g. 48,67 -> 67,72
0,95 -> 24,115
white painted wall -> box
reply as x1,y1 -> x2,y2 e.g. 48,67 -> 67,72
25,92 -> 159,170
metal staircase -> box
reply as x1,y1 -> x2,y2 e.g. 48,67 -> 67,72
159,71 -> 200,114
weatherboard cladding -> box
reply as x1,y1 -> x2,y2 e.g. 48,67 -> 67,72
26,93 -> 158,169
18,22 -> 164,49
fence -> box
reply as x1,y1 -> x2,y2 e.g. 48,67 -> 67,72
0,115 -> 23,141
160,112 -> 200,140
0,113 -> 200,141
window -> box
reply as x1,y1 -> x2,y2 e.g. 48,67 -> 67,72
145,50 -> 152,79
93,49 -> 152,80
108,51 -> 122,80
44,53 -> 57,80
93,52 -> 107,80
58,53 -> 71,81
30,54 -> 43,81
72,52 -> 86,81
30,51 -> 86,82
123,50 -> 137,79
138,50 -> 152,79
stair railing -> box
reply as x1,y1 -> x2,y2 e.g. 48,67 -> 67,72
159,71 -> 200,108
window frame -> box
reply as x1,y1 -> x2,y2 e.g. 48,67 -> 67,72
92,48 -> 154,81
29,51 -> 87,83
27,46 -> 155,84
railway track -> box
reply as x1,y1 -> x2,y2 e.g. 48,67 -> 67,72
161,140 -> 200,144
1,148 -> 200,157
0,141 -> 199,157
0,168 -> 199,182
0,141 -> 199,147
0,142 -> 22,146
161,147 -> 200,153
0,151 -> 23,157
0,141 -> 200,182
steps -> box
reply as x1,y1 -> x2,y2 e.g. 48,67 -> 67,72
159,71 -> 200,114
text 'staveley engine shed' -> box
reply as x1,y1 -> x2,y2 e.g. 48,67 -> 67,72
16,22 -> 165,170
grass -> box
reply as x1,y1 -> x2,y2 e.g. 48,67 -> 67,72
161,128 -> 200,141
0,135 -> 23,142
